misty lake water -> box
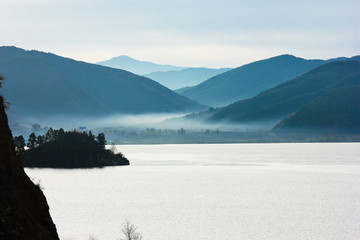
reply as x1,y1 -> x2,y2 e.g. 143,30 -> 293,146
25,143 -> 360,240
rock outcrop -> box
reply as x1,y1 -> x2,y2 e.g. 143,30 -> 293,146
0,95 -> 59,239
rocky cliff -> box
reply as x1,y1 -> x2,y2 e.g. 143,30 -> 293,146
0,95 -> 59,239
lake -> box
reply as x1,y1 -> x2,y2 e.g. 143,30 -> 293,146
25,143 -> 360,240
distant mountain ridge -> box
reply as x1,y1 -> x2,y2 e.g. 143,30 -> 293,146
0,46 -> 205,118
97,55 -> 186,75
97,55 -> 232,90
208,61 -> 360,126
144,67 -> 232,90
178,54 -> 360,107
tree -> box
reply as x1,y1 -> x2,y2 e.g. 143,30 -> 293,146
96,133 -> 107,148
121,221 -> 143,240
36,135 -> 44,145
27,133 -> 37,149
58,128 -> 65,137
45,127 -> 55,141
110,141 -> 117,153
0,73 -> 9,109
177,128 -> 185,135
14,135 -> 25,152
89,130 -> 95,140
0,73 -> 3,88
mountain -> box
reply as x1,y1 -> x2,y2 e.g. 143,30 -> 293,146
0,46 -> 205,118
98,56 -> 232,90
179,55 -> 360,107
97,55 -> 185,75
175,86 -> 192,94
0,49 -> 112,117
208,61 -> 360,124
273,85 -> 360,134
351,56 -> 360,62
327,55 -> 360,63
143,67 -> 232,90
179,55 -> 326,107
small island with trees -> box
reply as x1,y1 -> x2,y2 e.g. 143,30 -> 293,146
14,128 -> 129,168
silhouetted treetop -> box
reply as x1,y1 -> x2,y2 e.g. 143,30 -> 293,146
13,135 -> 25,152
27,133 -> 37,149
0,73 -> 3,88
96,133 -> 107,148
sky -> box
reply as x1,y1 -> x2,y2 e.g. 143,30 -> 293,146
1,0 -> 359,68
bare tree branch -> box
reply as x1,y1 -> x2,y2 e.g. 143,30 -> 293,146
121,220 -> 143,240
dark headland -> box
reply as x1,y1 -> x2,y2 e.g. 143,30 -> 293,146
0,86 -> 59,239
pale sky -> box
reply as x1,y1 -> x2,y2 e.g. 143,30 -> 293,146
1,0 -> 359,68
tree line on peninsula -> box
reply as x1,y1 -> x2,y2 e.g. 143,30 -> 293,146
13,128 -> 129,168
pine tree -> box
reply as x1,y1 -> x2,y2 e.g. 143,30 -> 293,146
27,133 -> 37,149
96,133 -> 107,148
14,135 -> 26,151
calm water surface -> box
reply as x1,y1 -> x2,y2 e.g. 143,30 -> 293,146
25,143 -> 360,240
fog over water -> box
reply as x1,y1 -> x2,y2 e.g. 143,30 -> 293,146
25,143 -> 360,240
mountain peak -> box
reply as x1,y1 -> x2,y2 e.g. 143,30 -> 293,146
110,55 -> 136,60
97,55 -> 185,75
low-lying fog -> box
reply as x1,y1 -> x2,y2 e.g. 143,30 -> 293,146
10,112 -> 278,136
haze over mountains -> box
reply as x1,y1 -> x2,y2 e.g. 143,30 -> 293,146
178,55 -> 360,107
1,46 -> 359,137
0,46 -> 205,119
144,68 -> 232,90
206,61 -> 360,134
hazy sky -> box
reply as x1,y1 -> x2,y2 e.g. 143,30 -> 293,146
1,0 -> 359,68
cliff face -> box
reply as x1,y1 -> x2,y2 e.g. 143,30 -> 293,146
0,96 -> 59,239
